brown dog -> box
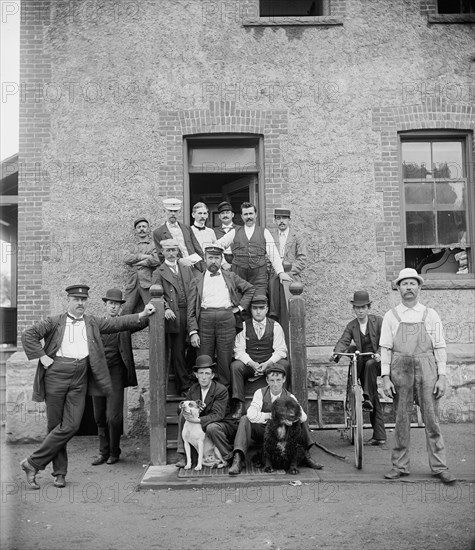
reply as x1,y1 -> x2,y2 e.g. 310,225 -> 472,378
179,400 -> 226,470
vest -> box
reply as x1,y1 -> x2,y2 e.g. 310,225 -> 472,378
173,269 -> 187,308
231,225 -> 267,269
101,333 -> 125,370
261,386 -> 291,413
360,330 -> 373,354
245,318 -> 275,363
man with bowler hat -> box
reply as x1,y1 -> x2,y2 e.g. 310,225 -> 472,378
213,201 -> 239,265
174,355 -> 231,468
268,208 -> 307,320
20,285 -> 155,489
122,217 -> 159,314
380,268 -> 456,483
91,288 -> 148,466
152,239 -> 196,395
187,243 -> 255,388
330,290 -> 386,445
229,294 -> 290,419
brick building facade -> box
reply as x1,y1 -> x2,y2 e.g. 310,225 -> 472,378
6,0 -> 474,438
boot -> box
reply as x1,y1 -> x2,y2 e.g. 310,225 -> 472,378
232,401 -> 244,420
304,450 -> 323,470
228,452 -> 244,475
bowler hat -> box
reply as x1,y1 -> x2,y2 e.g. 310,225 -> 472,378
192,355 -> 216,371
133,217 -> 149,228
394,268 -> 424,286
251,294 -> 268,306
217,201 -> 233,213
65,284 -> 90,298
265,364 -> 286,377
102,288 -> 126,304
163,198 -> 182,211
274,208 -> 291,218
350,291 -> 371,307
204,243 -> 224,255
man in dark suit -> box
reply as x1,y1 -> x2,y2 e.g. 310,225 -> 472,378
330,290 -> 386,445
174,355 -> 232,468
20,284 -> 155,489
152,239 -> 196,395
122,217 -> 160,314
91,288 -> 145,466
187,244 -> 254,388
152,198 -> 204,272
268,208 -> 308,320
213,201 -> 239,265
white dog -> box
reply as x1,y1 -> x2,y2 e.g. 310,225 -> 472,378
180,400 -> 226,470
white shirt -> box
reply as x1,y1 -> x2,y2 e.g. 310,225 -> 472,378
164,260 -> 178,274
217,225 -> 285,275
380,302 -> 447,376
56,316 -> 89,359
201,270 -> 232,309
233,318 -> 287,366
246,389 -> 307,424
191,225 -> 217,252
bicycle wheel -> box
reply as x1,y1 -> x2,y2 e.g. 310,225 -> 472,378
352,387 -> 364,469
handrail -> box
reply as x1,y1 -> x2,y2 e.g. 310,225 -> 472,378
288,282 -> 308,411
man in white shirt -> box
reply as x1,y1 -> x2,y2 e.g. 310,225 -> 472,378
216,202 -> 292,296
20,284 -> 155,489
230,294 -> 289,419
190,202 -> 217,254
380,268 -> 456,484
227,364 -> 323,475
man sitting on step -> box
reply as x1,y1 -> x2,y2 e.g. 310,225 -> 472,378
229,294 -> 289,419
227,364 -> 323,475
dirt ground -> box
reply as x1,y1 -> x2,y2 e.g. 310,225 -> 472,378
1,425 -> 474,550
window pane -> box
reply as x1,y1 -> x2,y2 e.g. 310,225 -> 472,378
404,182 -> 434,206
432,142 -> 464,179
402,142 -> 431,179
190,148 -> 256,170
437,211 -> 467,246
406,211 -> 435,246
436,181 -> 466,209
260,0 -> 324,16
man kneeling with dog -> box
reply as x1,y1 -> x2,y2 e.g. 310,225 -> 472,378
175,355 -> 236,469
225,364 -> 323,475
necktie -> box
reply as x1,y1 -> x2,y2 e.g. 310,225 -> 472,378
256,323 -> 264,339
194,225 -> 206,231
67,314 -> 83,324
210,271 -> 221,277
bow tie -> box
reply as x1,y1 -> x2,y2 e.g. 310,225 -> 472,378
194,225 -> 206,231
67,314 -> 84,324
209,271 -> 221,277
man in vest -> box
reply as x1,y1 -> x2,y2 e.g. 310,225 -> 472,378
229,294 -> 289,419
213,201 -> 239,265
216,202 -> 292,296
380,268 -> 456,484
227,364 -> 323,475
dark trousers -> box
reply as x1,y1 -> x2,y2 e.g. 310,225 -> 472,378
357,357 -> 386,441
231,264 -> 268,297
167,307 -> 193,393
92,364 -> 126,458
198,308 -> 236,388
233,416 -> 314,458
230,359 -> 290,402
268,273 -> 282,320
122,286 -> 150,314
28,357 -> 88,476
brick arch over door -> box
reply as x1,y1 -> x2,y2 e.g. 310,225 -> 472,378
157,101 -> 289,228
372,102 -> 475,282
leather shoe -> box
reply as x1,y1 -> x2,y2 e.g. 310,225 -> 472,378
53,474 -> 66,488
91,455 -> 108,466
366,438 -> 386,446
304,451 -> 323,470
362,399 -> 373,411
231,401 -> 244,420
433,471 -> 457,484
228,452 -> 244,475
107,456 -> 119,465
175,454 -> 186,468
384,469 -> 410,480
20,459 -> 40,490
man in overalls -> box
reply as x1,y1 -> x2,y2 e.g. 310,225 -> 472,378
380,268 -> 456,484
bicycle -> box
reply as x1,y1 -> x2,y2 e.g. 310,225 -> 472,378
332,351 -> 374,469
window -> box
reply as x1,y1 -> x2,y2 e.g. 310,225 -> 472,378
400,134 -> 473,276
260,0 -> 327,17
437,0 -> 475,14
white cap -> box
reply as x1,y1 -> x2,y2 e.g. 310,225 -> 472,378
163,198 -> 182,211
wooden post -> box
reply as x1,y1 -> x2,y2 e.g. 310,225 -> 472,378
148,284 -> 167,465
288,282 -> 308,410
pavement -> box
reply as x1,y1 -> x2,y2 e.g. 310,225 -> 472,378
3,423 -> 474,493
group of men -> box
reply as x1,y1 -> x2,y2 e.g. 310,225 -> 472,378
19,193 -> 456,487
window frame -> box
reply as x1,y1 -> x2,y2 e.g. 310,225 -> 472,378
398,130 -> 474,279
